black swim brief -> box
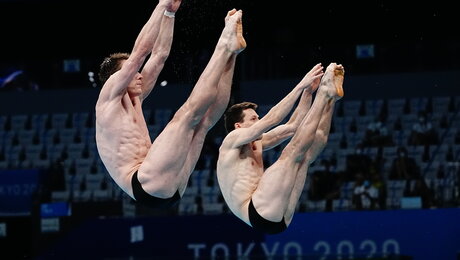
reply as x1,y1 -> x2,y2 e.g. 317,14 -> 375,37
131,171 -> 181,209
248,199 -> 287,235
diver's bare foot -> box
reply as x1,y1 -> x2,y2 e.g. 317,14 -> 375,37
234,10 -> 247,53
319,62 -> 344,100
221,9 -> 246,54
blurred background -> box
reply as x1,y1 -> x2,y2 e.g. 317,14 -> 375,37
1,0 -> 459,90
1,0 -> 460,259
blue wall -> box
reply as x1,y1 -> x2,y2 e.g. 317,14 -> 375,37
239,69 -> 460,104
40,208 -> 460,260
0,169 -> 41,216
2,70 -> 459,115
